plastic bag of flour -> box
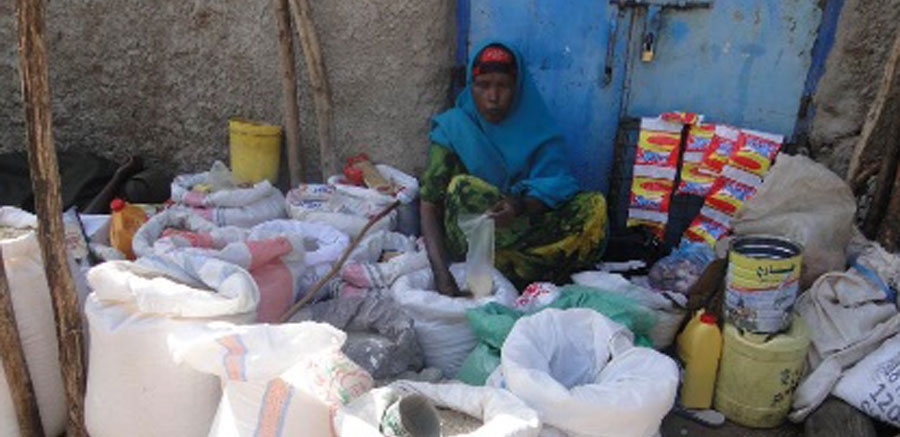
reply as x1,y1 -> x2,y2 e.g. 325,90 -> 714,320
390,265 -> 518,377
498,309 -> 679,437
458,214 -> 495,298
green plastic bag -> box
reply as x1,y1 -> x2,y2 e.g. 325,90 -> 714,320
455,343 -> 502,385
549,286 -> 657,347
455,285 -> 657,385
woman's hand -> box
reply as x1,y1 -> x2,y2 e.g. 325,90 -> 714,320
487,197 -> 523,228
421,200 -> 470,298
435,272 -> 465,297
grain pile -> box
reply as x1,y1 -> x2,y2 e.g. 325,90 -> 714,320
438,408 -> 482,435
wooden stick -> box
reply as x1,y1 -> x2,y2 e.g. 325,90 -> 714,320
273,0 -> 304,187
848,32 -> 900,193
288,0 -> 339,180
16,0 -> 87,435
876,162 -> 900,251
280,201 -> 400,322
860,31 -> 900,239
0,250 -> 45,437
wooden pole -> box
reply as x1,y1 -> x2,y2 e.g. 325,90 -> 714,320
16,0 -> 87,435
859,32 -> 900,241
876,164 -> 900,251
280,201 -> 400,322
288,0 -> 339,180
273,0 -> 304,187
848,32 -> 900,193
0,251 -> 45,437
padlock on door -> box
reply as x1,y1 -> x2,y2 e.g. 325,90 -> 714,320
641,31 -> 656,62
609,1 -> 713,63
641,5 -> 662,62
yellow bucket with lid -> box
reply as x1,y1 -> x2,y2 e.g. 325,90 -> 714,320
714,316 -> 810,428
229,118 -> 282,185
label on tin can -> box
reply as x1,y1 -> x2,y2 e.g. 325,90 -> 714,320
725,281 -> 798,334
725,236 -> 802,333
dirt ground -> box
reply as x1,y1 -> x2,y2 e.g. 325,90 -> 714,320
662,411 -> 900,437
661,414 -> 802,437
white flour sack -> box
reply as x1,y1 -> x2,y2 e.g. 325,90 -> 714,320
389,264 -> 518,378
334,381 -> 541,437
83,259 -> 257,437
177,322 -> 372,437
0,207 -> 70,436
170,172 -> 287,228
834,334 -> 900,427
499,309 -> 679,437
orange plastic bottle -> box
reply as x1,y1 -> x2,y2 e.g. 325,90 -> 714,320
109,198 -> 147,260
677,310 -> 723,409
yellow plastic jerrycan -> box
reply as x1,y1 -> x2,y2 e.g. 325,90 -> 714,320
677,310 -> 723,409
109,199 -> 147,260
228,118 -> 282,185
714,315 -> 810,428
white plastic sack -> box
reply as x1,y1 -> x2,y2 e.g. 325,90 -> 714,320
389,264 -> 518,377
84,260 -> 257,437
347,230 -> 417,265
458,214 -> 495,298
499,308 -> 678,437
258,221 -> 351,302
337,232 -> 429,300
790,247 -> 900,421
176,322 -> 373,437
289,164 -> 418,237
174,191 -> 286,228
290,297 -> 424,379
328,164 -> 420,205
328,164 -> 419,236
254,220 -> 348,265
0,208 -> 68,436
571,271 -> 688,349
163,225 -> 303,321
800,274 -> 898,370
253,220 -> 351,305
513,283 -> 561,313
172,172 -> 277,208
286,184 -> 397,236
135,212 -> 349,316
131,209 -> 217,257
171,172 -> 287,227
335,381 -> 541,437
732,154 -> 856,289
833,333 -> 900,426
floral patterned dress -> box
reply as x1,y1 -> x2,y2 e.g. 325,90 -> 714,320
420,144 -> 608,288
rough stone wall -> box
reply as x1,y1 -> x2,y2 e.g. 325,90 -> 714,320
809,0 -> 900,177
0,0 -> 455,181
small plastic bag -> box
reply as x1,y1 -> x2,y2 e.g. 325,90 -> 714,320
458,214 -> 495,298
206,160 -> 238,192
648,240 -> 716,295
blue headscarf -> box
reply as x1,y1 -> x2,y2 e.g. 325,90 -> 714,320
429,41 -> 579,208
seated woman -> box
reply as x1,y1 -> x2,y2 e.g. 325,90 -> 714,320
420,41 -> 608,296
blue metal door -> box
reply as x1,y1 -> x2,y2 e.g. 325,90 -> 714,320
468,1 -> 633,192
464,0 -> 824,192
621,0 -> 823,136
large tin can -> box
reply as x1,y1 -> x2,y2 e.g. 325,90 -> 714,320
725,235 -> 803,333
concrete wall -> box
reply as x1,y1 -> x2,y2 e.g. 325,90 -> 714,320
5,0 -> 897,185
808,0 -> 900,177
0,0 -> 455,181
